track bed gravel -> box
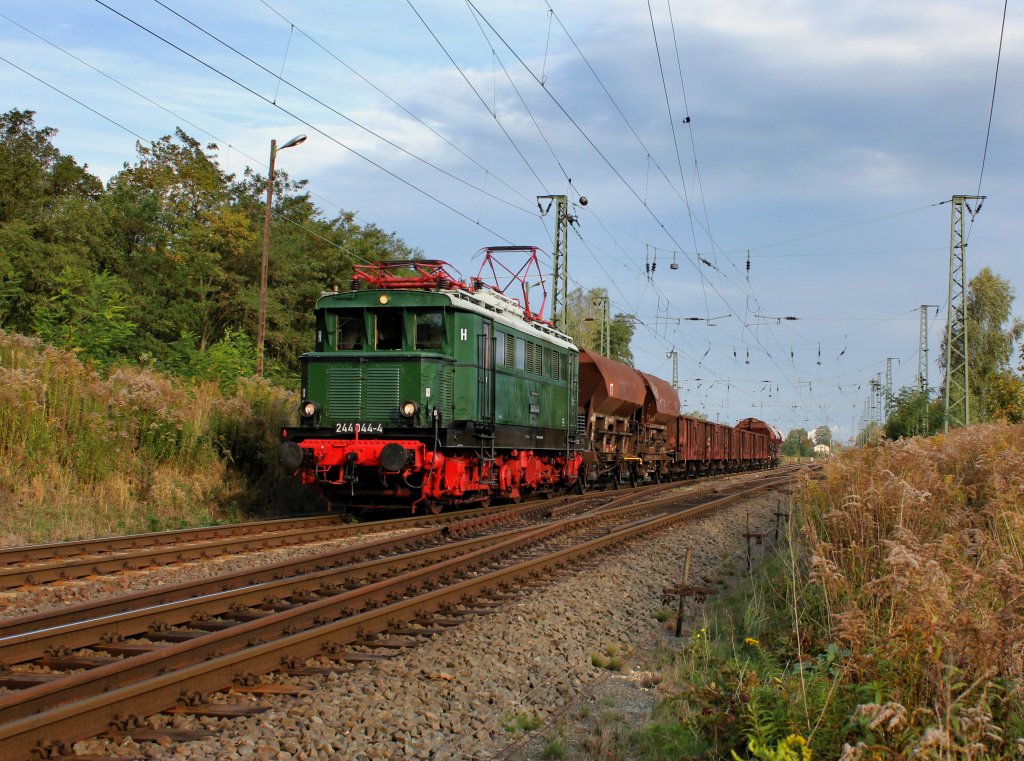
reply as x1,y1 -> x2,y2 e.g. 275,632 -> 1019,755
52,488 -> 790,761
0,527 -> 422,621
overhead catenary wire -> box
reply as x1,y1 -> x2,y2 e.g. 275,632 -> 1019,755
93,0 -> 519,245
256,0 -> 538,210
0,10 -> 390,264
149,0 -> 536,219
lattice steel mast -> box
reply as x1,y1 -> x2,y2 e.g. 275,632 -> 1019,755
918,304 -> 938,434
943,195 -> 984,431
538,194 -> 570,332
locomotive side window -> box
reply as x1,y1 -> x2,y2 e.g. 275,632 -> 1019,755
336,310 -> 366,350
374,310 -> 403,350
515,337 -> 526,370
495,330 -> 506,365
414,311 -> 444,350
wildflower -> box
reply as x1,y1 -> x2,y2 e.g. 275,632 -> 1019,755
744,637 -> 760,646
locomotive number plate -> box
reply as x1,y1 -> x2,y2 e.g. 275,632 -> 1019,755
335,422 -> 384,434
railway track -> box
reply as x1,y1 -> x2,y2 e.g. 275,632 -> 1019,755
0,468 -> 792,591
0,466 -> 804,760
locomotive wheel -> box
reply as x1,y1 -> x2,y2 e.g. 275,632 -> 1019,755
653,469 -> 661,485
427,501 -> 443,515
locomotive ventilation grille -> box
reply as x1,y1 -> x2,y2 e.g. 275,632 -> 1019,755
365,367 -> 400,418
327,368 -> 360,418
326,367 -> 400,420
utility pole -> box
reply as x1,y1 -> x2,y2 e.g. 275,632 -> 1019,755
944,195 -> 984,431
537,194 -> 586,333
592,295 -> 611,355
666,347 -> 679,391
873,373 -> 884,428
884,358 -> 897,418
257,133 -> 307,377
918,304 -> 938,434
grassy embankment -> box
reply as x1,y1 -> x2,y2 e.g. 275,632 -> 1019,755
628,423 -> 1024,760
0,330 -> 314,546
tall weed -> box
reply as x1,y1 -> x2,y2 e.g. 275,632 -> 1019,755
648,424 -> 1024,760
0,330 -> 311,545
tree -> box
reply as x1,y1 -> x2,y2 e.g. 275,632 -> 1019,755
940,268 -> 1024,424
31,268 -> 137,364
105,129 -> 255,360
563,286 -> 635,364
0,108 -> 101,225
0,110 -> 109,332
781,428 -> 813,457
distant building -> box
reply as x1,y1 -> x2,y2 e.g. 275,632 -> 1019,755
814,443 -> 831,455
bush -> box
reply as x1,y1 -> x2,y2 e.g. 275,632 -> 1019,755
0,330 -> 316,544
644,424 -> 1024,760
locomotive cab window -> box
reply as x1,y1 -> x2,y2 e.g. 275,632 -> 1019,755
335,310 -> 366,350
374,310 -> 404,350
414,310 -> 444,350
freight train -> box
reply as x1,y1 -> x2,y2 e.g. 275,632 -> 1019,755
278,252 -> 781,513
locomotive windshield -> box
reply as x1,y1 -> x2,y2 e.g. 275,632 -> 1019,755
374,310 -> 403,350
335,310 -> 366,350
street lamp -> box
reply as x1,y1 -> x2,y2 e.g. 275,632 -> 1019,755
257,133 -> 307,377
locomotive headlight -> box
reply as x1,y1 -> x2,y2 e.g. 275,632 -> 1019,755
399,400 -> 419,418
299,400 -> 319,419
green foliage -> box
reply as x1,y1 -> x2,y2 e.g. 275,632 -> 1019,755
31,268 -> 137,365
882,387 -> 944,439
189,328 -> 257,392
0,110 -> 420,381
780,428 -> 813,457
542,736 -> 567,759
938,267 -> 1024,426
501,713 -> 541,733
0,331 -> 320,544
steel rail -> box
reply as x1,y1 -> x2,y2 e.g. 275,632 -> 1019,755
0,514 -> 345,566
0,469 -> 780,635
0,502 -> 650,666
0,500 -> 658,724
0,494 -> 585,590
0,469 -> 802,760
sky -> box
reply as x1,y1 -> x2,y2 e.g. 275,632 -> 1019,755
1,0 -> 1021,442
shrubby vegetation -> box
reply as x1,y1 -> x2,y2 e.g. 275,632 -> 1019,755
0,331 -> 320,544
639,423 -> 1024,759
0,108 -> 423,539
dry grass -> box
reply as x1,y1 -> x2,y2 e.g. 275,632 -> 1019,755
0,330 -> 297,545
800,423 -> 1024,758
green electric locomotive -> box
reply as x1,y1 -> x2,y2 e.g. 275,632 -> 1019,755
279,252 -> 582,512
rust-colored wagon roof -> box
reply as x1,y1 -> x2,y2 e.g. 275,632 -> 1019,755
578,349 -> 646,417
735,417 -> 784,444
639,371 -> 681,425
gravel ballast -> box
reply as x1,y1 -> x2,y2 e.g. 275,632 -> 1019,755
50,486 -> 793,760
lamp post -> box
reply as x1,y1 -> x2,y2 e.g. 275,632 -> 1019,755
257,133 -> 307,377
